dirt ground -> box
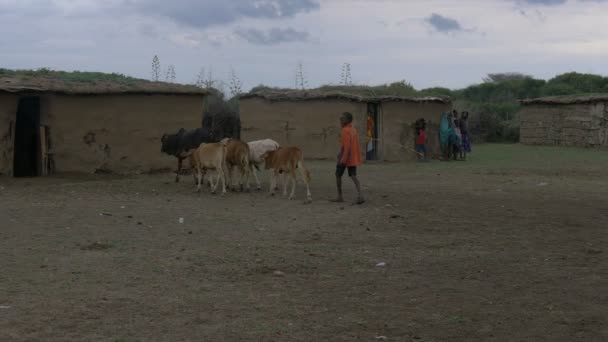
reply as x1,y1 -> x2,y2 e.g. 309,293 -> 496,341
1,145 -> 607,341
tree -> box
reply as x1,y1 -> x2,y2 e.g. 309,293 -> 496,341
151,55 -> 161,81
195,68 -> 206,88
295,62 -> 308,90
165,65 -> 176,83
340,63 -> 352,86
228,68 -> 243,97
203,68 -> 216,89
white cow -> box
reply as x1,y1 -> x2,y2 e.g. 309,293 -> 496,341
247,139 -> 280,190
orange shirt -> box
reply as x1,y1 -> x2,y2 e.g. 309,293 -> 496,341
338,123 -> 362,166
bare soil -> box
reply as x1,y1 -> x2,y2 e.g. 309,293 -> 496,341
1,156 -> 606,341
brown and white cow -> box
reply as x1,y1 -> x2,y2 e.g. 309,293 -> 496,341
221,138 -> 251,192
262,146 -> 312,203
188,141 -> 228,195
247,139 -> 280,190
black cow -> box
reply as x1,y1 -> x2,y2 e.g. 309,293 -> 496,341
161,127 -> 217,182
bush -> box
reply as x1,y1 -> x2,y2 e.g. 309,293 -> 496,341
202,90 -> 240,140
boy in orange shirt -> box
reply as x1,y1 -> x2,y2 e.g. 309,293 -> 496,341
332,112 -> 365,204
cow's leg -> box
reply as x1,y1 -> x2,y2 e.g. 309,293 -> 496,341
269,170 -> 277,196
230,165 -> 238,191
282,172 -> 289,197
275,172 -> 282,192
175,158 -> 183,183
240,164 -> 249,192
245,164 -> 253,191
239,165 -> 245,192
209,168 -> 219,194
218,167 -> 227,195
225,165 -> 232,191
234,165 -> 242,192
195,167 -> 203,192
297,160 -> 312,203
251,164 -> 262,190
288,170 -> 297,200
207,170 -> 216,194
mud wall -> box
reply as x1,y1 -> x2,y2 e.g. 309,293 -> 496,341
240,98 -> 367,160
381,101 -> 451,161
520,103 -> 608,147
0,93 -> 19,175
48,94 -> 204,173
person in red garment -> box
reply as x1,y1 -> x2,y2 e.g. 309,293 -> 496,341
415,119 -> 427,161
331,112 -> 365,204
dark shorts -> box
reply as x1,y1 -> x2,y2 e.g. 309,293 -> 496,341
415,144 -> 426,154
336,164 -> 357,177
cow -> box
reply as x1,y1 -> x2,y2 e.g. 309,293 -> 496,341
262,146 -> 312,203
247,139 -> 280,190
221,138 -> 251,192
160,127 -> 216,183
188,141 -> 228,195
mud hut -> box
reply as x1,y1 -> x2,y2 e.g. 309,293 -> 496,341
519,95 -> 608,147
0,74 -> 208,176
239,90 -> 451,161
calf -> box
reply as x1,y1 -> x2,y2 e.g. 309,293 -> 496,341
247,139 -> 280,190
221,138 -> 251,191
189,141 -> 228,195
161,127 -> 216,182
263,146 -> 312,203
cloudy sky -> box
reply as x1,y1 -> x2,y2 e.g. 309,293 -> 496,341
1,0 -> 608,91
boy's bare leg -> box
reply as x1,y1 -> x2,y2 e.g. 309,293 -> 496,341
351,175 -> 365,204
331,175 -> 344,202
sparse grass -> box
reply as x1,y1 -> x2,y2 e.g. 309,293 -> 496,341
417,144 -> 608,172
0,68 -> 140,85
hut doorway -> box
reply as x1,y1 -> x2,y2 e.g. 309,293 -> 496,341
13,96 -> 41,177
366,103 -> 380,160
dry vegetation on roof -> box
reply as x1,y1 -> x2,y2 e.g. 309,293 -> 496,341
240,88 -> 450,103
520,94 -> 608,105
0,68 -> 207,95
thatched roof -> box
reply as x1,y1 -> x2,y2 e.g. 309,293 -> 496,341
240,90 -> 450,104
520,94 -> 608,105
0,73 -> 208,96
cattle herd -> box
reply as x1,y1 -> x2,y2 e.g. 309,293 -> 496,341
161,128 -> 313,203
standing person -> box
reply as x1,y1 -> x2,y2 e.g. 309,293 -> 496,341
439,112 -> 452,161
460,111 -> 472,159
451,110 -> 462,160
415,118 -> 427,161
332,112 -> 364,204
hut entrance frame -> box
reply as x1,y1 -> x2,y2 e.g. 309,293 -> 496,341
366,102 -> 381,161
13,96 -> 42,177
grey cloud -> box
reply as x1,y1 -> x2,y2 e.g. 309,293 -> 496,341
130,0 -> 320,28
519,0 -> 567,5
235,27 -> 309,45
0,0 -> 59,17
426,14 -> 463,33
512,0 -> 608,5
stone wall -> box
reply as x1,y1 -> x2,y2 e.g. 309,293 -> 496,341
380,101 -> 451,161
0,93 -> 19,175
240,98 -> 367,160
520,102 -> 608,147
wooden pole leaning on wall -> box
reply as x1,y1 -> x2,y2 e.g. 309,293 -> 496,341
39,126 -> 48,176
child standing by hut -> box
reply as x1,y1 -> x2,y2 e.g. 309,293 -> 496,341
460,111 -> 472,159
415,118 -> 427,161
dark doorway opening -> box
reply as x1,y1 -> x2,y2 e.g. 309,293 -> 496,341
13,97 -> 41,177
366,103 -> 379,160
